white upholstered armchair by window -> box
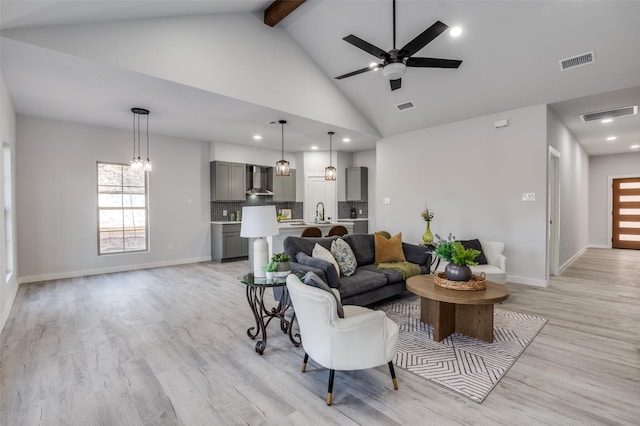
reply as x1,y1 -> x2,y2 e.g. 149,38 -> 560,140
286,274 -> 399,405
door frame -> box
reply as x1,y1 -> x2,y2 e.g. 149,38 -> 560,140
608,173 -> 640,248
547,147 -> 560,277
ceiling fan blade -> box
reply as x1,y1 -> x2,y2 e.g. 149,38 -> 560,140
406,57 -> 462,68
335,66 -> 376,80
399,21 -> 448,58
390,79 -> 401,91
343,34 -> 389,59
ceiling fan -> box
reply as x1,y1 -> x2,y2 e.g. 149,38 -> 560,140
335,0 -> 462,91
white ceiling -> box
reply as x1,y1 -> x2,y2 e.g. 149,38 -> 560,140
2,0 -> 640,156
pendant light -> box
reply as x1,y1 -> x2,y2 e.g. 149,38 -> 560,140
275,119 -> 290,176
325,131 -> 336,181
130,107 -> 152,172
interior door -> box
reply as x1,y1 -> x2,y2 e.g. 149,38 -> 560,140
612,177 -> 640,249
305,175 -> 336,223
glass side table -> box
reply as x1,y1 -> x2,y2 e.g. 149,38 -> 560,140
239,272 -> 302,355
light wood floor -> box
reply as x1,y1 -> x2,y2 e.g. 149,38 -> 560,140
1,249 -> 639,425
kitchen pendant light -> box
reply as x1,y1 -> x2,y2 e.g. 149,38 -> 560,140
325,131 -> 336,181
131,107 -> 151,172
275,120 -> 290,176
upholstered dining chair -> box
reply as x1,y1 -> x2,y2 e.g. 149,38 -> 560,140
285,274 -> 399,405
300,227 -> 322,237
327,225 -> 348,237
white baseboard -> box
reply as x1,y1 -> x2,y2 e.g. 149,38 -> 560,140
558,246 -> 587,274
17,256 -> 211,285
507,275 -> 548,287
587,243 -> 610,249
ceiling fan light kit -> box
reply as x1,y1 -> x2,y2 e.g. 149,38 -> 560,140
335,0 -> 462,91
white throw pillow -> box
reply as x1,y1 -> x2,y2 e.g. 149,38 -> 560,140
313,243 -> 340,277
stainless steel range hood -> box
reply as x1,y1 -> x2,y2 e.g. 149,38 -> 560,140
246,166 -> 273,196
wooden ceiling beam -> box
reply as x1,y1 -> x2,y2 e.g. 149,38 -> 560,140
264,0 -> 306,27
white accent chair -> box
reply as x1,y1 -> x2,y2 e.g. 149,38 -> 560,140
285,274 -> 399,405
435,240 -> 507,284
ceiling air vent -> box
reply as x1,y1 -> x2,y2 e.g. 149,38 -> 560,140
579,105 -> 638,122
559,51 -> 595,71
396,101 -> 415,112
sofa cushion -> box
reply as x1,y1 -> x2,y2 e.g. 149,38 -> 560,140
284,236 -> 338,260
358,263 -> 404,284
375,232 -> 406,264
312,243 -> 340,277
331,238 -> 357,276
342,234 -> 375,266
295,252 -> 340,288
458,239 -> 488,265
304,271 -> 344,318
338,269 -> 389,298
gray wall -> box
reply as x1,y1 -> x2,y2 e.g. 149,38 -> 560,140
17,116 -> 211,283
376,105 -> 549,285
547,109 -> 590,269
589,152 -> 640,247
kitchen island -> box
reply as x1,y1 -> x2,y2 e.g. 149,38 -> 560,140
268,221 -> 354,256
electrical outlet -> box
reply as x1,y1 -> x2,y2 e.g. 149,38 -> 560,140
168,243 -> 175,251
222,210 -> 227,216
359,209 -> 363,214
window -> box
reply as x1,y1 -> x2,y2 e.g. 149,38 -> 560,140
97,162 -> 148,255
4,143 -> 13,278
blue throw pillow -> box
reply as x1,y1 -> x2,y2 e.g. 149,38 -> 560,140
303,272 -> 344,318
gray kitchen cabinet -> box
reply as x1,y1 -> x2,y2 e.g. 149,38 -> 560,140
346,167 -> 368,201
211,161 -> 246,201
271,168 -> 296,202
211,223 -> 248,261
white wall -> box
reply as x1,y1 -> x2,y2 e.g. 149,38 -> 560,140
589,152 -> 640,247
376,105 -> 548,285
547,109 -> 590,269
1,71 -> 18,332
17,116 -> 211,283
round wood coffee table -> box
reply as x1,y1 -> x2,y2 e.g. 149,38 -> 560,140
406,274 -> 509,343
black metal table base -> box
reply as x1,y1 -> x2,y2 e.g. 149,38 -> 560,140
246,285 -> 301,355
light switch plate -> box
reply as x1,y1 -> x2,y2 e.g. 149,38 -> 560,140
383,197 -> 391,204
522,193 -> 536,201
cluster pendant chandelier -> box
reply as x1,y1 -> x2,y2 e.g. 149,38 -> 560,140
275,119 -> 290,176
325,131 -> 336,181
130,107 -> 152,172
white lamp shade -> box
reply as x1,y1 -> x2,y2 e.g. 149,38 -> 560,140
240,205 -> 279,238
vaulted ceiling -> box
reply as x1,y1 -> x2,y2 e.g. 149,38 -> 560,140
2,0 -> 640,155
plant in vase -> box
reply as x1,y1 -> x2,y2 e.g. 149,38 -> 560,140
432,234 -> 480,282
272,252 -> 291,278
421,209 -> 434,244
263,261 -> 278,281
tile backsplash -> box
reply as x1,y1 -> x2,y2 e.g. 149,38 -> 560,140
211,200 -> 303,222
338,201 -> 368,219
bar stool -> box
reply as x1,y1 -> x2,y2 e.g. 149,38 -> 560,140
301,227 -> 322,237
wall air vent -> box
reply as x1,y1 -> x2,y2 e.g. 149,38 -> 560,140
559,51 -> 595,71
579,105 -> 638,122
396,101 -> 415,111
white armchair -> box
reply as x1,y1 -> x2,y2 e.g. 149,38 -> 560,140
286,274 -> 399,405
435,240 -> 507,284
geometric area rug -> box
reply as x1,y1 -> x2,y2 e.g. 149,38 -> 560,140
378,295 -> 547,403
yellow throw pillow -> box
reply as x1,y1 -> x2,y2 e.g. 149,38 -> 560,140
375,232 -> 406,264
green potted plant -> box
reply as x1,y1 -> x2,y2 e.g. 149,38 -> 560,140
263,261 -> 278,281
272,252 -> 291,278
433,236 -> 480,282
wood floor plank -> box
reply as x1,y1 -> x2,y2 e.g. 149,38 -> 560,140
1,249 -> 640,425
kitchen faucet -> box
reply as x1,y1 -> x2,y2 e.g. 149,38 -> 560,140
315,202 -> 325,222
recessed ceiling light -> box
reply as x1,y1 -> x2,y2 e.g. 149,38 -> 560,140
631,145 -> 640,149
606,136 -> 617,141
342,138 -> 351,143
450,26 -> 462,37
601,118 -> 613,124
311,146 -> 318,150
253,135 -> 262,140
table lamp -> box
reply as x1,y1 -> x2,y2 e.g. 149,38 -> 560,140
240,205 -> 279,278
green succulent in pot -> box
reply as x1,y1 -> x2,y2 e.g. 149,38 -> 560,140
432,235 -> 480,282
272,252 -> 291,275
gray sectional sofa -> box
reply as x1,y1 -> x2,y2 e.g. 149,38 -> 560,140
283,234 -> 431,306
